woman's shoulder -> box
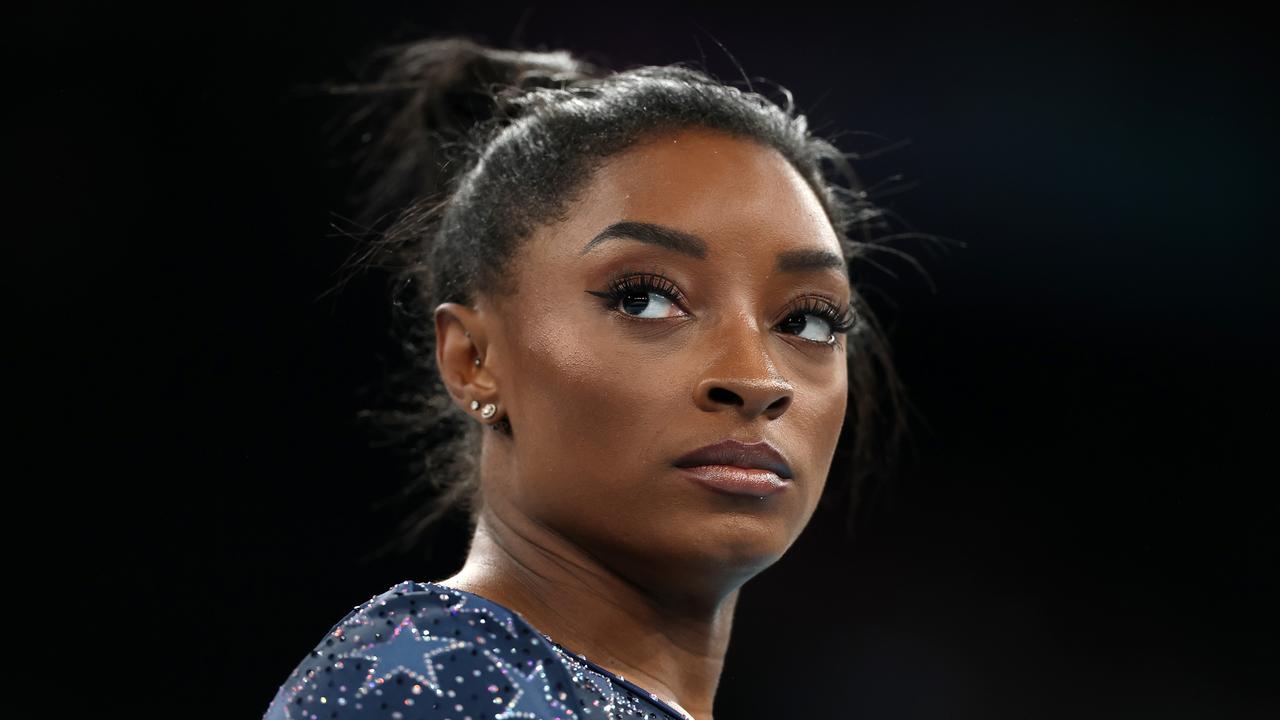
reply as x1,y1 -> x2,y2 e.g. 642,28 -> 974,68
262,580 -> 685,720
262,580 -> 560,719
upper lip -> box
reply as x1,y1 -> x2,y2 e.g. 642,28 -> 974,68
673,439 -> 794,479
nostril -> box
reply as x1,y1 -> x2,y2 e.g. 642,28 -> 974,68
708,387 -> 743,406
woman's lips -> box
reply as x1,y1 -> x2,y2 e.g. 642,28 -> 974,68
672,439 -> 794,479
676,465 -> 789,497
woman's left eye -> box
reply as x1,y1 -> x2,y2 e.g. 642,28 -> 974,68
777,298 -> 858,346
777,312 -> 837,344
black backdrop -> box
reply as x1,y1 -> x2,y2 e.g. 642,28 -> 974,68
10,2 -> 1277,718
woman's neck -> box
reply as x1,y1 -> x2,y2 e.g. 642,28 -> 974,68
437,508 -> 741,720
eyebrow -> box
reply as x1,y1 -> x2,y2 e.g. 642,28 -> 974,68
580,220 -> 848,275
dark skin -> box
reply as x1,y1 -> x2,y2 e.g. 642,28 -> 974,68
433,127 -> 851,720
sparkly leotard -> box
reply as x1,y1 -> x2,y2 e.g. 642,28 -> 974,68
262,580 -> 696,720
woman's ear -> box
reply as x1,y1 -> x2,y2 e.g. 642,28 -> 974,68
434,302 -> 499,411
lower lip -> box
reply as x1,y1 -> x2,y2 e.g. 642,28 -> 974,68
676,465 -> 790,497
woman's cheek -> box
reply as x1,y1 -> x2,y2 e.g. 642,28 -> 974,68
519,320 -> 631,436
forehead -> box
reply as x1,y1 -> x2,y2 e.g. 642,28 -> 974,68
529,126 -> 843,265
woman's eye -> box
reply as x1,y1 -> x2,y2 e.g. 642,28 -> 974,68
619,291 -> 683,319
586,273 -> 690,321
778,313 -> 835,344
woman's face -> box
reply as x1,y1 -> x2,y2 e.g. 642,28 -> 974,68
462,127 -> 850,595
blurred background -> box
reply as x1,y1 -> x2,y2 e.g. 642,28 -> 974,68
9,1 -> 1277,717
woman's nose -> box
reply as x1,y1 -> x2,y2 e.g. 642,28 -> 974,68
693,325 -> 794,421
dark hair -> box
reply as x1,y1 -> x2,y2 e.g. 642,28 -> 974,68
330,37 -> 919,552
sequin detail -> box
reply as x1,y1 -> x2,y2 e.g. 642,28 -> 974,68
263,580 -> 691,720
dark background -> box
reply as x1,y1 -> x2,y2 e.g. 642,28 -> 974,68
10,1 -> 1277,718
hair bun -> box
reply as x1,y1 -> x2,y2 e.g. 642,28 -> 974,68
368,37 -> 599,128
335,37 -> 602,228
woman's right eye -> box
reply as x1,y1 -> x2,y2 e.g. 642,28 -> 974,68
585,273 -> 690,320
617,290 -> 682,318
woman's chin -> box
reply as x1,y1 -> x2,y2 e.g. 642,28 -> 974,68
654,511 -> 798,579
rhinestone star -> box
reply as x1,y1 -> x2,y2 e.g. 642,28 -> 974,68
338,616 -> 472,697
491,656 -> 558,720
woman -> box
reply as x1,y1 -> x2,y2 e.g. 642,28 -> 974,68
264,37 -> 909,720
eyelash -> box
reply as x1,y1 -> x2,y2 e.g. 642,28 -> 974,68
587,272 -> 857,346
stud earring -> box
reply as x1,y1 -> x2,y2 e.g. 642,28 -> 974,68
480,403 -> 496,419
474,356 -> 481,367
470,400 -> 480,411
